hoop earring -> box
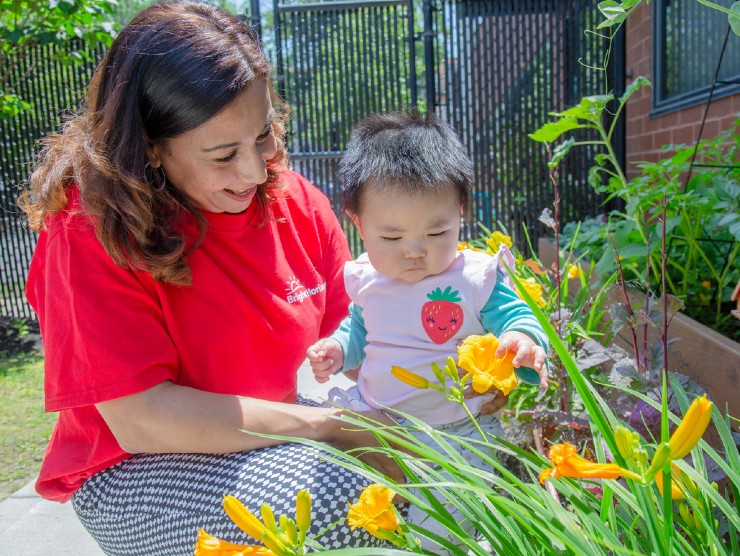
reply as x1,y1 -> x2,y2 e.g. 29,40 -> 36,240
154,167 -> 167,191
145,162 -> 167,191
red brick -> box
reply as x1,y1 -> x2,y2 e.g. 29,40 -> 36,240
653,130 -> 674,150
673,123 -> 696,145
700,120 -> 721,140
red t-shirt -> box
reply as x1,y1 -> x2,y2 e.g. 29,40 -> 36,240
26,170 -> 351,502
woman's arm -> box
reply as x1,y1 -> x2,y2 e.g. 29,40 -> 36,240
96,381 -> 339,454
96,381 -> 405,481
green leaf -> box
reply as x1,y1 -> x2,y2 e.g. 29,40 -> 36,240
555,95 -> 612,123
731,2 -> 740,36
529,117 -> 582,143
549,137 -> 576,168
597,1 -> 627,29
618,76 -> 651,105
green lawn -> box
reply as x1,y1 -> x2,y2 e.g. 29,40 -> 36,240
0,355 -> 56,501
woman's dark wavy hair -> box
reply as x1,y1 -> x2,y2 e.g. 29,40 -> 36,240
338,109 -> 473,218
19,0 -> 289,285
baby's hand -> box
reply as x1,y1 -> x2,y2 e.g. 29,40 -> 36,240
306,338 -> 344,383
497,331 -> 548,388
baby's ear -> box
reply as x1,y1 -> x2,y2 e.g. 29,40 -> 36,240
346,211 -> 364,240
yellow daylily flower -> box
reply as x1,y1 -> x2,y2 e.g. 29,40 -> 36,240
194,528 -> 275,555
485,231 -> 513,253
347,484 -> 400,540
518,277 -> 547,308
567,265 -> 582,280
654,463 -> 698,500
539,442 -> 642,484
669,395 -> 713,460
391,365 -> 431,389
457,334 -> 518,395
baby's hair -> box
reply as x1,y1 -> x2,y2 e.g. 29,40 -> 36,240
339,109 -> 473,217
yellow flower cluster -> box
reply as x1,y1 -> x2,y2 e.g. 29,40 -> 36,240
195,490 -> 312,556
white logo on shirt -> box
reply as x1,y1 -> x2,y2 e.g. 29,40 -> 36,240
285,276 -> 326,304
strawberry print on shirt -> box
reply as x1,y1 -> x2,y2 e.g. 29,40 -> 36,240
421,286 -> 464,344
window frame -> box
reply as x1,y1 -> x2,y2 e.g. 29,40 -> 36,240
651,0 -> 740,116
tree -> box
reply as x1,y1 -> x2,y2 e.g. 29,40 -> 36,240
0,0 -> 119,120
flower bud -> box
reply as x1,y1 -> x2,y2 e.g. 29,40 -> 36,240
295,489 -> 311,543
223,495 -> 266,542
614,426 -> 640,464
262,529 -> 295,556
391,366 -> 430,389
431,362 -> 446,385
645,442 -> 672,482
261,503 -> 278,535
669,395 -> 712,460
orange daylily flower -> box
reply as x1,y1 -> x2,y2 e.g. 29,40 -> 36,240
539,442 -> 642,484
347,484 -> 400,540
457,334 -> 518,395
194,529 -> 275,555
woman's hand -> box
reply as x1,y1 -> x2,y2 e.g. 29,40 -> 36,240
478,391 -> 510,415
328,409 -> 408,486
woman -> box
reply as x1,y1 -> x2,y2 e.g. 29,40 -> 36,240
20,1 -> 400,553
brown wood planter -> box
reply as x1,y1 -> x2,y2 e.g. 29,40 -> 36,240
538,238 -> 739,430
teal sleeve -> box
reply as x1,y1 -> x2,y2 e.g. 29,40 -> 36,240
330,303 -> 367,372
480,272 -> 549,368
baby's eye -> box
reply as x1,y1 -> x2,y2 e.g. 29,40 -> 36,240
381,236 -> 401,242
428,231 -> 448,237
214,151 -> 237,163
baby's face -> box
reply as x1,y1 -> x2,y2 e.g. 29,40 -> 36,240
350,184 -> 462,283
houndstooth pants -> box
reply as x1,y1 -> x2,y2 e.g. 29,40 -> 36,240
71,399 -> 388,555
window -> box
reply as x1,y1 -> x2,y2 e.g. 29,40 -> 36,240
653,0 -> 740,115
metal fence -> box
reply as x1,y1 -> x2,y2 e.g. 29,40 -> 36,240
1,42 -> 104,320
273,0 -> 419,255
431,0 -> 623,246
274,0 -> 623,255
1,0 -> 623,320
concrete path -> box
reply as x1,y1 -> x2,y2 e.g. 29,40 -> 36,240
0,361 -> 353,555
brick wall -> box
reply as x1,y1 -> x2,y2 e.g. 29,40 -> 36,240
624,3 -> 739,178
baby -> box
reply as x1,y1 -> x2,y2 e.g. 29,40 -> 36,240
307,109 -> 548,550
